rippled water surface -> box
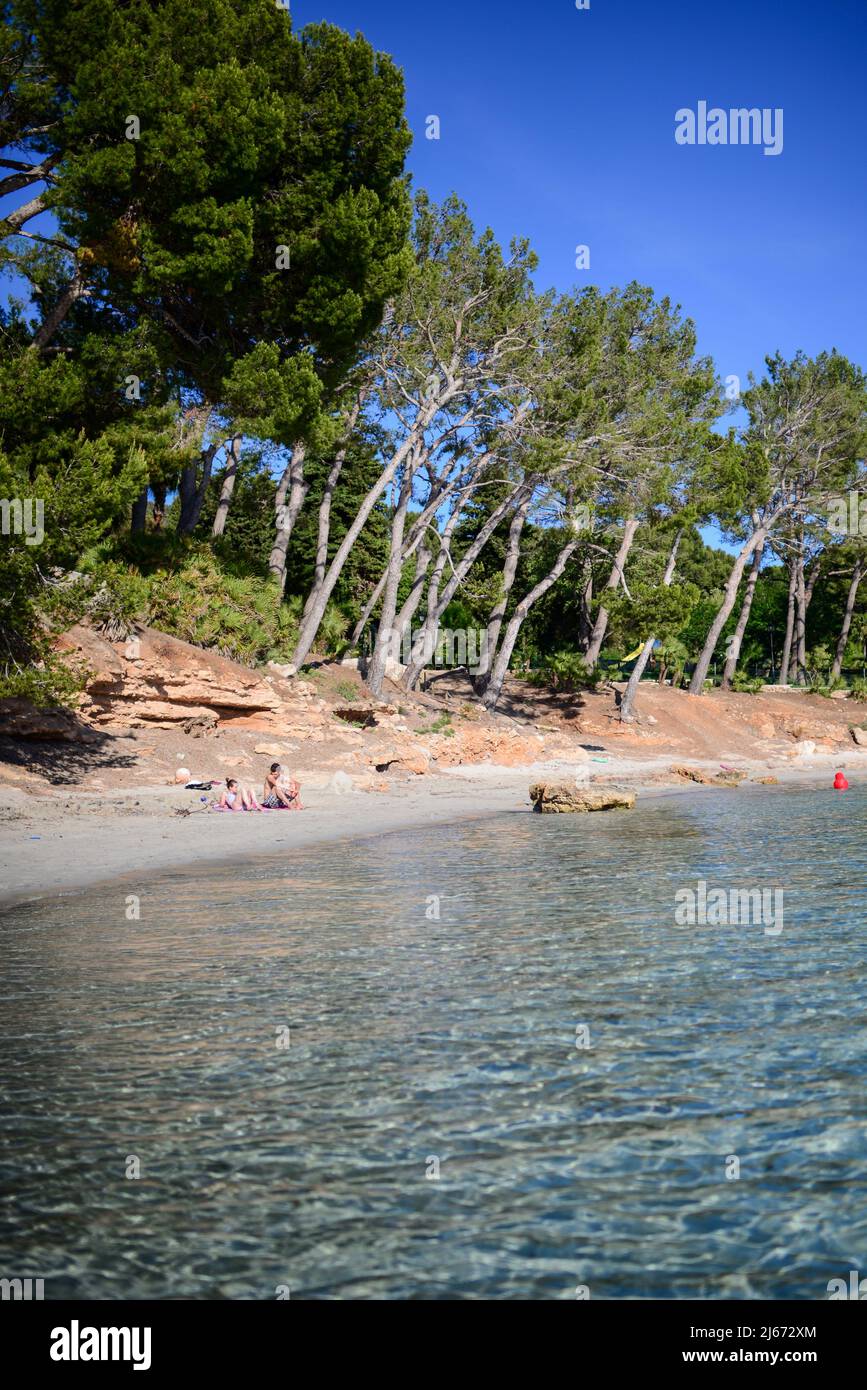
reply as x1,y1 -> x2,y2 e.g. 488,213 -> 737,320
1,784 -> 866,1299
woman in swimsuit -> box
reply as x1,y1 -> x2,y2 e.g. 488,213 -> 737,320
216,778 -> 264,812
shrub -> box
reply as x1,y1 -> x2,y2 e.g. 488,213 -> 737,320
0,643 -> 85,707
46,561 -> 150,641
528,651 -> 602,692
315,602 -> 351,656
805,644 -> 833,685
731,670 -> 765,694
418,712 -> 453,735
143,551 -> 297,666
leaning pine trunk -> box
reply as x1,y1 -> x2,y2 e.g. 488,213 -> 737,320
791,553 -> 807,684
619,529 -> 683,722
621,636 -> 657,713
831,559 -> 866,681
799,557 -> 822,681
300,398 -> 365,622
268,441 -> 308,593
211,435 -> 241,538
583,517 -> 640,670
576,570 -> 594,653
688,525 -> 768,694
721,533 -> 765,688
393,544 -> 432,646
348,465 -> 449,646
350,569 -> 389,649
474,496 -> 530,691
178,442 -> 217,535
301,451 -> 348,622
289,424 -> 429,672
789,545 -> 822,684
366,460 -> 417,697
289,384 -> 468,671
345,452 -> 470,650
353,543 -> 430,677
30,265 -> 91,351
401,475 -> 535,691
481,536 -> 580,711
777,558 -> 796,685
402,496 -> 470,682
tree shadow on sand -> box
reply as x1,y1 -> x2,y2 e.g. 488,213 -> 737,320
403,667 -> 593,725
0,728 -> 139,786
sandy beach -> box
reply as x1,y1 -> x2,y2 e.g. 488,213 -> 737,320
0,748 -> 856,910
4,632 -> 866,911
0,769 -> 532,908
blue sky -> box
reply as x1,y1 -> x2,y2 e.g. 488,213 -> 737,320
5,0 -> 864,383
295,0 -> 866,390
3,0 -> 864,553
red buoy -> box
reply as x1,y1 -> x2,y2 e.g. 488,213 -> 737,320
833,771 -> 849,791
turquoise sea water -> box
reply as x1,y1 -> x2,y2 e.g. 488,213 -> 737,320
1,783 -> 865,1299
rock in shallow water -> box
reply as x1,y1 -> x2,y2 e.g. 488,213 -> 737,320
670,764 -> 746,786
529,783 -> 636,813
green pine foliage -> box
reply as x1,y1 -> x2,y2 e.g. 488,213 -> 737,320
2,6 -> 866,708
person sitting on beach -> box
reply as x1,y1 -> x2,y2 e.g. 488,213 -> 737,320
262,762 -> 304,810
215,778 -> 264,812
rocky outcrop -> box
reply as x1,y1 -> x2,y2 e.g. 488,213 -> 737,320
55,623 -> 321,734
852,727 -> 867,747
529,782 -> 636,813
182,713 -> 218,737
54,623 -> 126,690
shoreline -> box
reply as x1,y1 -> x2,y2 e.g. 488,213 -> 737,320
0,753 -> 854,911
0,772 -> 531,912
